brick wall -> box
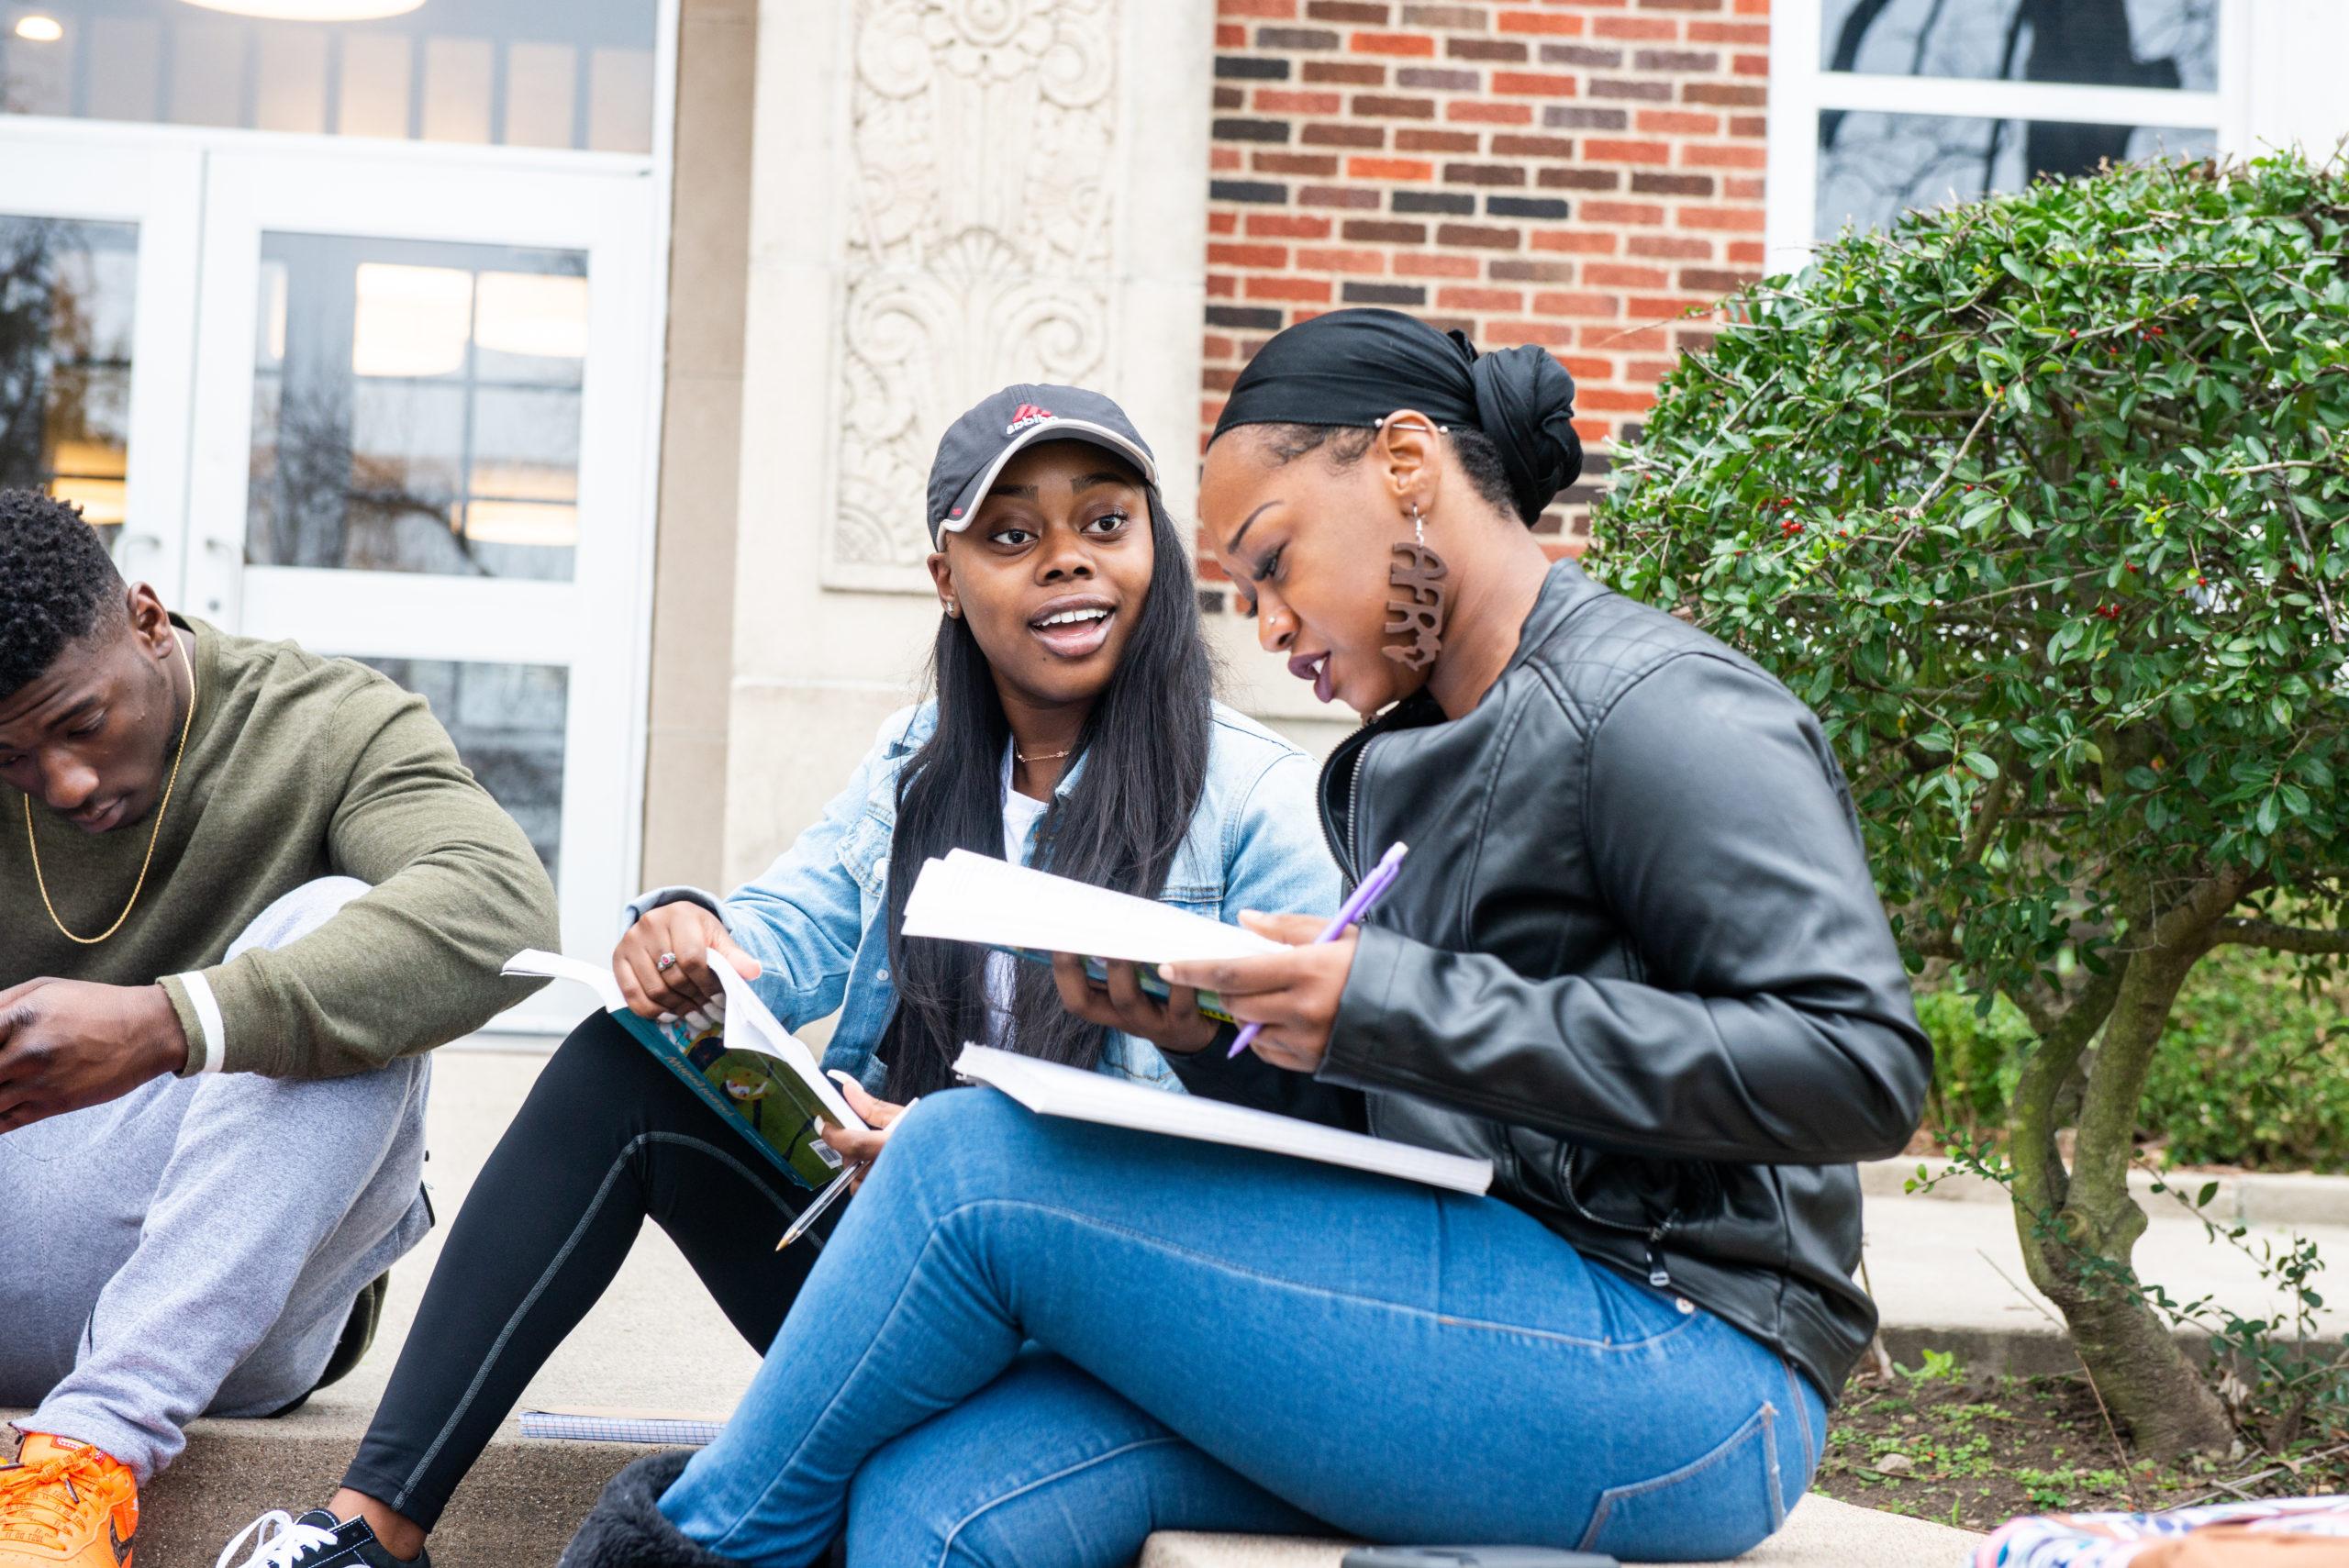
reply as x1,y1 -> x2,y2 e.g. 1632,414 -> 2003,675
1198,0 -> 1771,564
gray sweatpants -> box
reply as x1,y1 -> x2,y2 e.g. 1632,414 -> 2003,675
0,877 -> 433,1482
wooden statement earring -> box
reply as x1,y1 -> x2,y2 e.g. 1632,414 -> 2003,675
1384,502 -> 1449,670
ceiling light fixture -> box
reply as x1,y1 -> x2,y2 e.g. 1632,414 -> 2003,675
13,15 -> 65,41
176,0 -> 427,21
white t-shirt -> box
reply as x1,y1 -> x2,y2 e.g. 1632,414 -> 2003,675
984,746 -> 1052,1046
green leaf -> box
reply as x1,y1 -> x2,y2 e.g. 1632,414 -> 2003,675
2197,1181 -> 2221,1208
1962,751 -> 2000,780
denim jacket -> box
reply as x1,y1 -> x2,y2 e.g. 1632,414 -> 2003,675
629,701 -> 1341,1094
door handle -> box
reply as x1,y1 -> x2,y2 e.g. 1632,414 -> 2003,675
200,536 -> 243,624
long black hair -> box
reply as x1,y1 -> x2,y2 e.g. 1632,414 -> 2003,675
876,487 -> 1214,1100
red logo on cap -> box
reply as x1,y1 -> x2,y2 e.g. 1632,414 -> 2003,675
1006,404 -> 1054,436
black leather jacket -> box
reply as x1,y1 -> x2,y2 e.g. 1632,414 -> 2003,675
1313,560 -> 1932,1401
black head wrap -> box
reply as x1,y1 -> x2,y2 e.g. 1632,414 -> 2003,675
1209,307 -> 1583,526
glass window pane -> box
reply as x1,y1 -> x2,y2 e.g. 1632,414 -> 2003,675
1820,0 -> 2218,93
356,656 -> 566,885
1815,112 -> 2215,239
0,215 -> 138,549
247,232 -> 587,582
1,2 -> 657,154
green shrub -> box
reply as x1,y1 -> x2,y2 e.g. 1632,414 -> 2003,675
1918,951 -> 2349,1172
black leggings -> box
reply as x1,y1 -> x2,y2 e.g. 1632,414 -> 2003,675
341,1011 -> 823,1530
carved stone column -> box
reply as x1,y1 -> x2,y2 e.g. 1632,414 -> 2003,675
721,0 -> 1211,898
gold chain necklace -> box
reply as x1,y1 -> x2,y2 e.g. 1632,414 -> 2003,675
26,636 -> 198,945
1015,747 -> 1072,764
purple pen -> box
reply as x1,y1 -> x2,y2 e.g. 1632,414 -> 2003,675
1228,840 -> 1409,1059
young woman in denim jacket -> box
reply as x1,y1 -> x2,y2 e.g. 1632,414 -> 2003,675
553,318 -> 1929,1568
227,386 -> 1342,1568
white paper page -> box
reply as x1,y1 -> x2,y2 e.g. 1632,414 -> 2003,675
903,850 -> 1286,966
953,1043 -> 1493,1195
704,950 -> 869,1132
503,948 -> 626,1015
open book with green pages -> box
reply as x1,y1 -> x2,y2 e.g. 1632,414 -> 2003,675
901,849 -> 1286,1026
502,948 -> 867,1194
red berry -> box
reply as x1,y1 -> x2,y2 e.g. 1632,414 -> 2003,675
2108,478 -> 2120,489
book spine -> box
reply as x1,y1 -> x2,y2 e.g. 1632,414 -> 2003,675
607,1009 -> 816,1192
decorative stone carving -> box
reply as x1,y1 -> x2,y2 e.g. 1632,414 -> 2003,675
825,0 -> 1120,588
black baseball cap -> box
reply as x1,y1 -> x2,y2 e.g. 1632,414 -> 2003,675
925,384 -> 1161,547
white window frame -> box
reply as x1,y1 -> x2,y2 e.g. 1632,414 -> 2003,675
1765,0 -> 2254,274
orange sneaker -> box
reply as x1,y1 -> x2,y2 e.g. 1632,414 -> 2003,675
0,1435 -> 138,1568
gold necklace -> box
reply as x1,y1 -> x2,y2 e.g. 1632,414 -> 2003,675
26,636 -> 198,945
1015,747 -> 1073,764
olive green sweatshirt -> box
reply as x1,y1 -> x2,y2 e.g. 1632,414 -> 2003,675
0,617 -> 557,1077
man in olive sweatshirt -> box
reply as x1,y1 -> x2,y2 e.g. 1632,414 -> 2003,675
0,489 -> 558,1563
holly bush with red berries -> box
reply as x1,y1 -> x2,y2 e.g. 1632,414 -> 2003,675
1594,151 -> 2347,1455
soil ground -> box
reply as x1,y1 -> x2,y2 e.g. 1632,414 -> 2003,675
1814,1358 -> 2349,1533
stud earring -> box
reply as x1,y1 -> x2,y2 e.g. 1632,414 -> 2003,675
944,600 -> 961,619
1383,503 -> 1449,671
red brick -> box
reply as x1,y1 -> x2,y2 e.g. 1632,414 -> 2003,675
1295,245 -> 1390,272
1220,0 -> 1298,15
1722,175 -> 1764,200
1531,290 -> 1620,316
1487,259 -> 1577,283
1677,266 -> 1750,293
1207,273 -> 1238,297
1256,89 -> 1344,113
1298,184 -> 1386,207
1396,128 -> 1481,153
1393,252 -> 1482,278
1584,261 -> 1671,287
1726,239 -> 1765,264
1560,355 -> 1615,380
1626,233 -> 1712,259
1629,293 -> 1717,317
1628,357 -> 1682,380
1353,94 -> 1437,117
1688,20 -> 1769,44
1254,151 -> 1341,175
1491,133 -> 1577,159
1351,30 -> 1436,55
1486,318 -> 1575,348
1531,229 -> 1620,254
1210,241 -> 1290,268
1731,51 -> 1769,75
1635,108 -> 1720,136
1341,217 -> 1426,242
1579,387 -> 1657,413
1444,161 -> 1527,185
1436,223 -> 1521,249
1497,9 -> 1586,33
1491,71 -> 1580,95
1217,23 -> 1248,47
1446,100 -> 1534,124
1593,17 -> 1679,40
1308,0 -> 1391,18
1631,171 -> 1715,196
1674,204 -> 1765,232
1248,212 -> 1334,238
1683,82 -> 1767,107
1728,114 -> 1767,137
1211,147 -> 1244,172
1583,138 -> 1672,164
1303,61 -> 1387,83
1302,121 -> 1386,148
1347,155 -> 1435,179
1245,274 -> 1334,303
1208,210 -> 1240,235
1680,141 -> 1765,168
1580,199 -> 1666,224
1402,3 -> 1485,26
1438,285 -> 1527,311
1539,166 -> 1621,190
1449,37 -> 1529,62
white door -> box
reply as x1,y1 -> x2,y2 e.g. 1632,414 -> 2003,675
0,129 -> 202,599
180,147 -> 660,1029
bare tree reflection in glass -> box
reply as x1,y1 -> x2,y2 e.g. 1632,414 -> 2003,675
0,217 -> 137,551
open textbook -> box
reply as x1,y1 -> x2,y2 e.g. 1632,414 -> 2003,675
901,849 -> 1283,1022
503,948 -> 866,1194
955,1042 -> 1494,1195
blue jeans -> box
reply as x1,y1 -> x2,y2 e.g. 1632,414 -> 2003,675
658,1090 -> 1827,1566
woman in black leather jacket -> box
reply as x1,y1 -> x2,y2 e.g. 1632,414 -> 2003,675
554,311 -> 1932,1568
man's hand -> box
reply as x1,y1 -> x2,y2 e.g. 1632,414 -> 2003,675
0,978 -> 191,1131
613,903 -> 763,1022
1163,912 -> 1358,1073
1048,954 -> 1223,1057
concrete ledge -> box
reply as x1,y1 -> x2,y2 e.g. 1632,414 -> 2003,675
1862,1158 -> 2349,1229
1141,1495 -> 1983,1568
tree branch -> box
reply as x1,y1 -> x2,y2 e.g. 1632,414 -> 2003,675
2209,918 -> 2349,956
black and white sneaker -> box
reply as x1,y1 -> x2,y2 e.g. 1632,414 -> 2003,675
215,1509 -> 429,1568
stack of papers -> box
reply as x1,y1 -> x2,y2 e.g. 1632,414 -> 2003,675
954,1043 -> 1494,1195
901,849 -> 1285,965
